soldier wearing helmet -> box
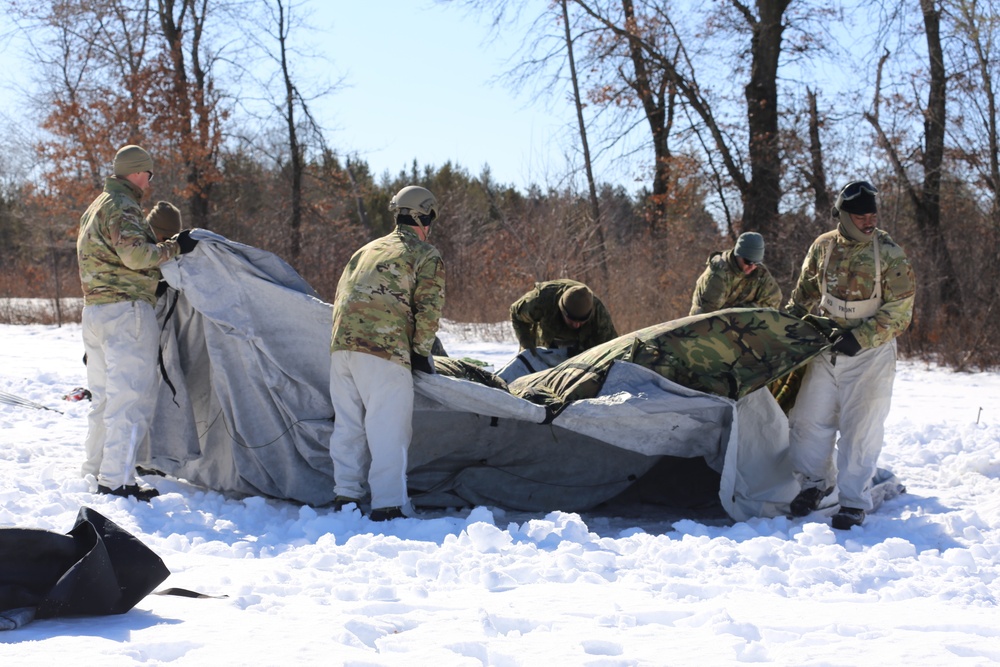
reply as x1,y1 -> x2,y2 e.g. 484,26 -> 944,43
327,185 -> 446,521
784,180 -> 915,529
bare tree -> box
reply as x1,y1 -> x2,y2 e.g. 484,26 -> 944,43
570,0 -> 794,238
561,0 -> 609,282
233,0 -> 346,262
157,0 -> 226,228
805,88 -> 831,223
944,0 -> 1000,245
864,0 -> 962,315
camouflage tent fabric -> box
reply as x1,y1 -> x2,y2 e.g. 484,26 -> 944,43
506,309 -> 830,416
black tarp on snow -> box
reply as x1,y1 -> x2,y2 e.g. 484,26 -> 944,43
0,507 -> 169,630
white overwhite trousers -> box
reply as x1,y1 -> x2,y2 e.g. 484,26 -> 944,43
788,340 -> 897,510
81,300 -> 160,489
329,350 -> 413,511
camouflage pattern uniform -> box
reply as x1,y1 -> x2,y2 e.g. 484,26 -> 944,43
689,250 -> 783,316
78,178 -> 181,306
785,227 -> 915,512
510,279 -> 618,353
77,176 -> 181,490
330,226 -> 446,367
329,225 -> 446,512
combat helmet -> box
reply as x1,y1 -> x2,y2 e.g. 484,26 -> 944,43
389,186 -> 438,230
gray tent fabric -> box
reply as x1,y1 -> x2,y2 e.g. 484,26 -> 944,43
152,231 -> 337,506
146,232 -> 904,518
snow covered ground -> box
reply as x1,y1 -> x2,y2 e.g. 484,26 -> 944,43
1,321 -> 999,665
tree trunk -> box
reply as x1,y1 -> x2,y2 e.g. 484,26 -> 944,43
919,0 -> 962,315
806,88 -> 830,226
621,0 -> 672,224
563,0 -> 608,284
738,0 -> 789,236
276,0 -> 303,262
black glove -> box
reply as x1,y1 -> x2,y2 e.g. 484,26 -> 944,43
801,314 -> 839,340
410,353 -> 434,374
175,229 -> 199,254
155,280 -> 169,297
830,331 -> 862,357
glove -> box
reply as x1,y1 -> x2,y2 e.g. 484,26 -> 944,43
801,314 -> 839,340
175,229 -> 199,254
410,353 -> 435,374
830,331 -> 862,357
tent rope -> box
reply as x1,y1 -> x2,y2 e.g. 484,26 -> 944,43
0,390 -> 63,414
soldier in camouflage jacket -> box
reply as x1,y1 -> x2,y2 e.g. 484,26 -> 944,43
510,279 -> 618,355
689,232 -> 783,315
77,145 -> 196,501
784,181 -> 916,529
328,186 -> 445,520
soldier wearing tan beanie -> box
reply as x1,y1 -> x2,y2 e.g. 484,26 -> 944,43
146,201 -> 182,242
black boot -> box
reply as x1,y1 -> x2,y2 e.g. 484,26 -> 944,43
369,506 -> 405,522
789,486 -> 833,517
831,506 -> 865,530
329,495 -> 361,511
97,484 -> 160,502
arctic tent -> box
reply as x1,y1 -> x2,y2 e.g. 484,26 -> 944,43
144,231 -> 903,520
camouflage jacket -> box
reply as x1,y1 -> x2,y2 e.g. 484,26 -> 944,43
689,250 -> 783,316
330,225 -> 446,368
786,228 -> 915,350
510,279 -> 618,353
77,177 -> 181,307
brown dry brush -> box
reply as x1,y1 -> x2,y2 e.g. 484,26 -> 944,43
4,156 -> 1000,371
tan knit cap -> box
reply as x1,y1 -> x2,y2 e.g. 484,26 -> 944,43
146,201 -> 182,239
113,145 -> 153,177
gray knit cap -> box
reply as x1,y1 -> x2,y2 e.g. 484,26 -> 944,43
734,232 -> 765,263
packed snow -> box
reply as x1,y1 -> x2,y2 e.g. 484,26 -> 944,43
1,319 -> 999,665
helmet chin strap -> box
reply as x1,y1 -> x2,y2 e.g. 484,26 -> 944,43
398,211 -> 432,239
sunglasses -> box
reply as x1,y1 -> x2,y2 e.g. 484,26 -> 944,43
145,171 -> 154,182
840,180 -> 877,201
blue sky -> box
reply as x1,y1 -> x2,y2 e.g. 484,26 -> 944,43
307,0 -> 649,191
307,1 -> 578,189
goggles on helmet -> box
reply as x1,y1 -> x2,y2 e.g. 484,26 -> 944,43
840,181 -> 878,202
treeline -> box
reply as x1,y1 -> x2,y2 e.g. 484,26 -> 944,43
0,150 -> 723,333
0,0 -> 998,370
2,150 -> 997,371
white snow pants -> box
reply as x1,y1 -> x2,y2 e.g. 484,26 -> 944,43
329,350 -> 413,511
788,339 -> 896,510
81,300 -> 160,489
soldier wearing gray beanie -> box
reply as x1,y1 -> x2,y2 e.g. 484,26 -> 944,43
689,231 -> 782,316
734,232 -> 765,264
